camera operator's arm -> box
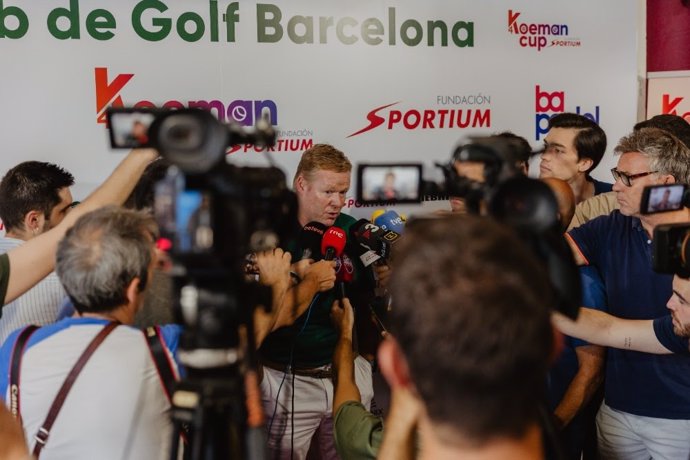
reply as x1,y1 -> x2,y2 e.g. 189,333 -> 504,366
3,149 -> 158,305
332,298 -> 387,460
253,248 -> 292,348
332,298 -> 359,415
553,345 -> 604,429
552,309 -> 671,354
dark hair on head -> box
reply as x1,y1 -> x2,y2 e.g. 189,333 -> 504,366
388,215 -> 554,444
495,131 -> 532,166
548,112 -> 607,174
634,114 -> 690,149
0,161 -> 74,232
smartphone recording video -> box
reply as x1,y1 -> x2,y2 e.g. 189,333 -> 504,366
356,163 -> 423,205
106,108 -> 159,149
640,184 -> 687,214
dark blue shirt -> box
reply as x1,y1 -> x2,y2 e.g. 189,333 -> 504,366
589,178 -> 613,196
653,315 -> 690,356
568,210 -> 690,418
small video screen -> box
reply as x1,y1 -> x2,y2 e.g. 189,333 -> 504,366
107,108 -> 157,149
641,184 -> 686,214
357,164 -> 423,204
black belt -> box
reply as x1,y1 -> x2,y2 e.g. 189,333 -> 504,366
261,359 -> 333,379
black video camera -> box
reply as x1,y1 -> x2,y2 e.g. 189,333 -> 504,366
107,106 -> 296,458
355,134 -> 580,320
654,224 -> 690,278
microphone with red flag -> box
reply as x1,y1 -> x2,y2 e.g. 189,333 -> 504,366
321,226 -> 347,260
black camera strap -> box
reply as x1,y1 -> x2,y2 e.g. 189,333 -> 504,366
143,326 -> 189,445
8,325 -> 39,420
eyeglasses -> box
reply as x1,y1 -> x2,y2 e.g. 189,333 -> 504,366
611,168 -> 658,187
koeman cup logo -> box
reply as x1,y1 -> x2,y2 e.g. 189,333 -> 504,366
508,10 -> 580,51
94,67 -> 313,153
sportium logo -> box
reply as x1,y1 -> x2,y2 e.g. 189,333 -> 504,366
348,101 -> 490,137
94,67 -> 278,127
508,10 -> 580,51
534,85 -> 600,140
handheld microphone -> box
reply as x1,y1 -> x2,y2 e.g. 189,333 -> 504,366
371,209 -> 386,223
349,219 -> 401,266
335,254 -> 354,301
374,210 -> 405,234
299,221 -> 328,260
321,226 -> 347,261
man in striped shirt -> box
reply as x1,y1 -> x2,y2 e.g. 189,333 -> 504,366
0,162 -> 75,344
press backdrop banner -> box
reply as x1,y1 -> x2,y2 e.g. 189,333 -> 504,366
0,0 -> 639,217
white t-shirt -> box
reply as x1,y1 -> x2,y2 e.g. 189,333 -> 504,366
0,317 -> 182,460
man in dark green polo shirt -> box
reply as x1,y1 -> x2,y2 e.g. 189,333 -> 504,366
259,144 -> 376,459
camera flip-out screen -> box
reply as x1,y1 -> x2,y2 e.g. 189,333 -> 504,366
106,108 -> 159,149
357,163 -> 423,205
640,184 -> 687,215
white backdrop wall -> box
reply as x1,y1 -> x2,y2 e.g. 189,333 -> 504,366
0,0 -> 639,219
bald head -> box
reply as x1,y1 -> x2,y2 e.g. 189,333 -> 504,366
541,177 -> 575,231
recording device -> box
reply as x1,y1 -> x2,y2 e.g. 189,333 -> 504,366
374,210 -> 405,234
357,135 -> 531,213
355,135 -> 581,321
349,219 -> 401,267
106,108 -> 158,148
640,184 -> 689,215
299,222 -> 327,260
357,164 -> 423,204
108,106 -> 296,460
653,223 -> 690,278
321,226 -> 347,260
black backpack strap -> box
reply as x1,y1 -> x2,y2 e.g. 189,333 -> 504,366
9,325 -> 39,420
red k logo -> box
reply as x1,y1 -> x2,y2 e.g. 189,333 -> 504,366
94,67 -> 134,124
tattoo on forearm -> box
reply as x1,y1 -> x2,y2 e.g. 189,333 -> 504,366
624,337 -> 632,349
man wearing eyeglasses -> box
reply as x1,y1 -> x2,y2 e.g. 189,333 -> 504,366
566,127 -> 690,460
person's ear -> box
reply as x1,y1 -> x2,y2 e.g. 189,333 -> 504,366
125,277 -> 142,306
577,157 -> 593,173
659,174 -> 676,185
295,174 -> 308,193
24,210 -> 45,235
378,337 -> 414,389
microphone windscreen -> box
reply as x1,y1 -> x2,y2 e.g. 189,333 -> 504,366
374,210 -> 405,234
321,226 -> 347,259
299,221 -> 328,260
349,219 -> 383,253
371,209 -> 386,223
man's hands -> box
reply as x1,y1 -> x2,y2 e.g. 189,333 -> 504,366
331,298 -> 355,339
374,263 -> 392,289
256,248 -> 292,287
303,259 -> 337,292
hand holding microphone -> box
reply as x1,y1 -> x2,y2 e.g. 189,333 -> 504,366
303,260 -> 337,292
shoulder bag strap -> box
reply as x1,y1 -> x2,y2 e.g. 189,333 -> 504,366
32,321 -> 119,459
